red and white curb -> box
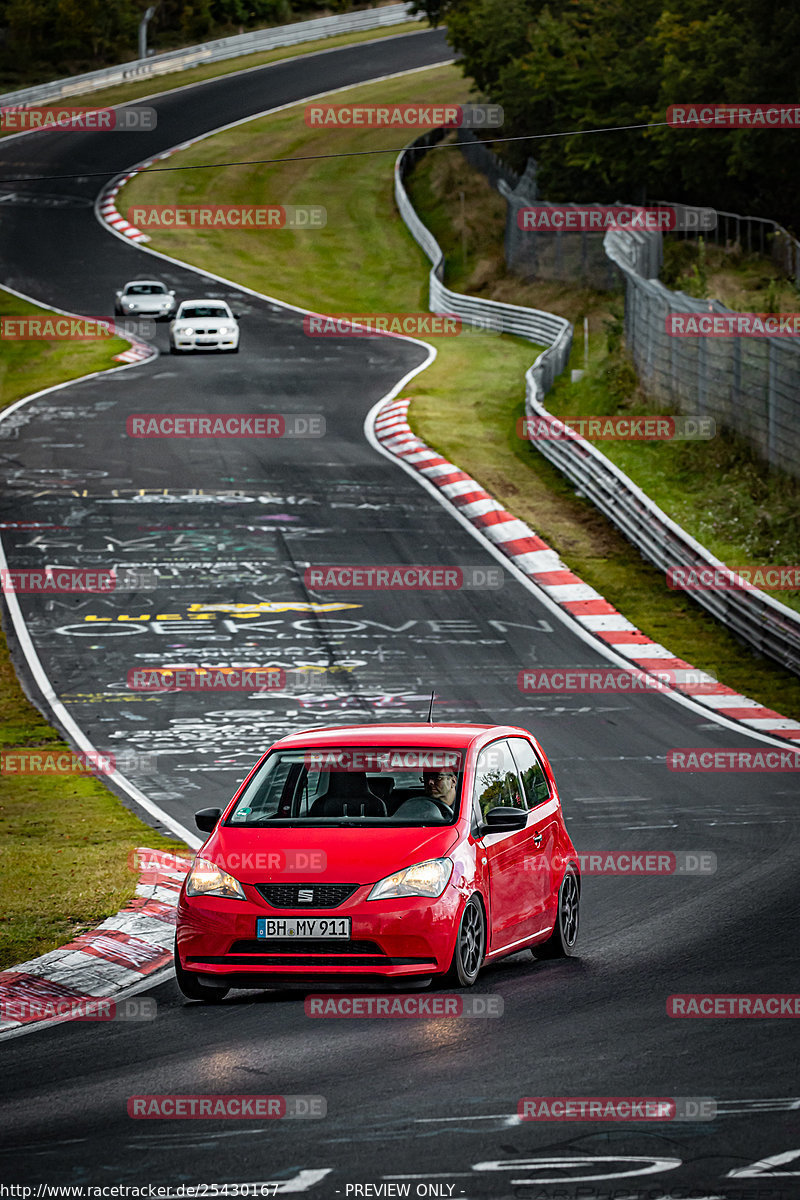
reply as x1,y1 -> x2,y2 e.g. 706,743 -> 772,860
0,848 -> 189,1031
113,340 -> 153,363
98,151 -> 173,364
374,397 -> 800,744
98,147 -> 178,243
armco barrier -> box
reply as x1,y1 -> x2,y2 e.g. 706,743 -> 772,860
395,133 -> 800,678
395,131 -> 573,396
0,4 -> 421,108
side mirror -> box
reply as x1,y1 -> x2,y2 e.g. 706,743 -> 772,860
232,312 -> 241,319
195,807 -> 222,833
484,806 -> 528,832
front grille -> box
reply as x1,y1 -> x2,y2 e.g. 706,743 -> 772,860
255,883 -> 358,909
230,939 -> 383,955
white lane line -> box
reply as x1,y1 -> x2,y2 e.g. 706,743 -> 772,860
413,1097 -> 800,1121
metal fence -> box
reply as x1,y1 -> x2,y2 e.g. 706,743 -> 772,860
604,228 -> 800,480
457,140 -> 800,479
0,3 -> 421,107
658,201 -> 800,287
397,131 -> 800,678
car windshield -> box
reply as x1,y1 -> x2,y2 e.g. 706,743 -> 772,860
127,283 -> 166,295
180,305 -> 229,319
226,747 -> 464,826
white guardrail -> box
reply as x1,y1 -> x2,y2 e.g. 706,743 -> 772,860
0,3 -> 422,107
396,130 -> 800,677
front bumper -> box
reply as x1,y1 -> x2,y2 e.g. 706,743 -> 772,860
121,305 -> 174,319
171,335 -> 238,350
176,884 -> 463,980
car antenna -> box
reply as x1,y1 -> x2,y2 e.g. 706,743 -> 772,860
426,689 -> 436,723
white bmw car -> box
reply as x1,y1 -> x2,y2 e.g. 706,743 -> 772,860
115,279 -> 176,320
169,300 -> 240,354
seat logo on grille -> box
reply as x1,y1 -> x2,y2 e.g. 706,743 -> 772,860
297,888 -> 314,903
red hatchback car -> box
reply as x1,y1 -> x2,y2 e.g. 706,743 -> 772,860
175,723 -> 580,999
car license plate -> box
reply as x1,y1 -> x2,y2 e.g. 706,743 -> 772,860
256,917 -> 351,939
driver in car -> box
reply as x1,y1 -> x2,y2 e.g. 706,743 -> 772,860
422,768 -> 458,809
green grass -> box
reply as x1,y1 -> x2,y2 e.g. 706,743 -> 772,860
546,341 -> 800,616
404,143 -> 800,722
120,66 -> 529,397
115,66 -> 800,722
0,289 -> 187,969
0,288 -> 131,407
0,20 -> 426,132
661,236 -> 800,312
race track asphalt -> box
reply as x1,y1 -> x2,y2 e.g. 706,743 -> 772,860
1,27 -> 798,1200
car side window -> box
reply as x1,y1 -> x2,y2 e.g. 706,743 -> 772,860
509,737 -> 550,808
473,740 -> 525,820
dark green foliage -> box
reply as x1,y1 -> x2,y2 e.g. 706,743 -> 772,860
422,0 -> 800,227
0,0 -> 373,86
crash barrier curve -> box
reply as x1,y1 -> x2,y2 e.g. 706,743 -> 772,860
0,3 -> 422,108
395,131 -> 800,678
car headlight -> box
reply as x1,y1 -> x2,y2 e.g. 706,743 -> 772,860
367,857 -> 453,901
220,324 -> 235,335
185,856 -> 246,900
178,325 -> 195,335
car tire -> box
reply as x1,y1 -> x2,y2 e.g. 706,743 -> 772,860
441,895 -> 485,988
173,943 -> 230,1002
534,865 -> 580,959
169,343 -> 179,355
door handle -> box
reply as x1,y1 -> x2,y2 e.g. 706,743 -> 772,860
532,832 -> 543,847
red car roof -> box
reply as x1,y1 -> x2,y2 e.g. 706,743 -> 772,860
270,723 -> 533,751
